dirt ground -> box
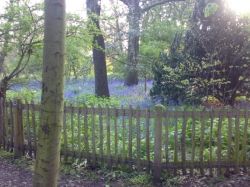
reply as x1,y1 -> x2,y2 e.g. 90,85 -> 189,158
1,156 -> 250,187
0,157 -> 104,187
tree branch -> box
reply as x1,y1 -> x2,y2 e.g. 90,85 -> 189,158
7,51 -> 31,81
142,0 -> 185,13
119,0 -> 129,6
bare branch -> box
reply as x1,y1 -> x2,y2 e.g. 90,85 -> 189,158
7,52 -> 31,80
141,0 -> 185,13
6,52 -> 26,81
119,0 -> 129,6
6,32 -> 36,81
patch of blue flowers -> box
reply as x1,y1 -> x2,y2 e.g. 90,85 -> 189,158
9,78 -> 154,108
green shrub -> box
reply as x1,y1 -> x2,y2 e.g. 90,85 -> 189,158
6,88 -> 40,101
72,94 -> 120,107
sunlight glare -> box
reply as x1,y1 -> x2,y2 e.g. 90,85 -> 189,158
66,0 -> 85,15
226,0 -> 250,14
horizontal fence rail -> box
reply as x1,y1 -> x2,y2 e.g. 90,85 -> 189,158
1,98 -> 250,181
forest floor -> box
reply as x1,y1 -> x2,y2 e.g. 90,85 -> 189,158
0,156 -> 106,187
1,153 -> 250,187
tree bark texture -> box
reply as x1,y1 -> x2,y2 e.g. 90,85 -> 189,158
87,0 -> 110,97
0,78 -> 7,99
0,85 -> 7,150
0,53 -> 5,76
124,0 -> 140,86
120,0 -> 185,86
33,0 -> 65,186
0,97 -> 4,148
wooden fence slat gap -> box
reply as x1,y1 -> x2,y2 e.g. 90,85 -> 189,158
2,101 -> 250,179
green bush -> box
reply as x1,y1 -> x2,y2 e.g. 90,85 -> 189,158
6,88 -> 41,101
72,94 -> 120,107
151,0 -> 250,106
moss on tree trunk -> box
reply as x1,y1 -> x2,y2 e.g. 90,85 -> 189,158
33,0 -> 65,186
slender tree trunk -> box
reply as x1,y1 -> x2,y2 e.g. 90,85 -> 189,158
93,33 -> 110,97
0,78 -> 7,99
0,29 -> 9,95
0,58 -> 7,148
0,53 -> 5,76
110,0 -> 124,52
115,16 -> 124,52
120,0 -> 184,86
0,97 -> 4,148
33,0 -> 65,186
124,0 -> 140,86
87,0 -> 110,97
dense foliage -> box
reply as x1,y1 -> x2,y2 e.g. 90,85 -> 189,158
151,0 -> 250,106
1,0 -> 250,107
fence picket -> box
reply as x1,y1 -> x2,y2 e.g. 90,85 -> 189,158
10,100 -> 14,152
235,111 -> 240,173
217,112 -> 222,176
0,98 -> 4,148
3,99 -> 9,150
227,111 -> 232,163
200,112 -> 205,175
243,110 -> 248,172
153,106 -> 163,184
77,107 -> 82,159
146,109 -> 151,173
63,102 -> 68,161
121,106 -> 126,163
98,105 -> 104,165
25,100 -> 32,157
13,100 -> 24,158
136,106 -> 141,170
4,99 -> 9,150
164,113 -> 168,168
174,112 -> 178,175
181,112 -> 187,175
91,105 -> 96,166
70,105 -> 75,158
114,108 -> 118,163
2,100 -> 250,179
83,105 -> 89,162
31,101 -> 37,157
190,111 -> 196,176
106,105 -> 111,168
128,105 -> 133,163
209,111 -> 214,176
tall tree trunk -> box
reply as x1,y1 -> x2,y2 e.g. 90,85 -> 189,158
0,80 -> 7,146
0,97 -> 4,148
110,0 -> 124,52
87,0 -> 110,97
0,37 -> 9,150
124,0 -> 140,86
0,53 -> 5,76
120,0 -> 185,86
33,0 -> 65,186
0,78 -> 7,99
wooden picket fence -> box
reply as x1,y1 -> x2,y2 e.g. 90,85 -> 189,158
1,98 -> 250,181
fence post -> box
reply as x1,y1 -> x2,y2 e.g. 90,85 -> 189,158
0,97 -> 4,148
153,105 -> 165,184
13,99 -> 24,158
